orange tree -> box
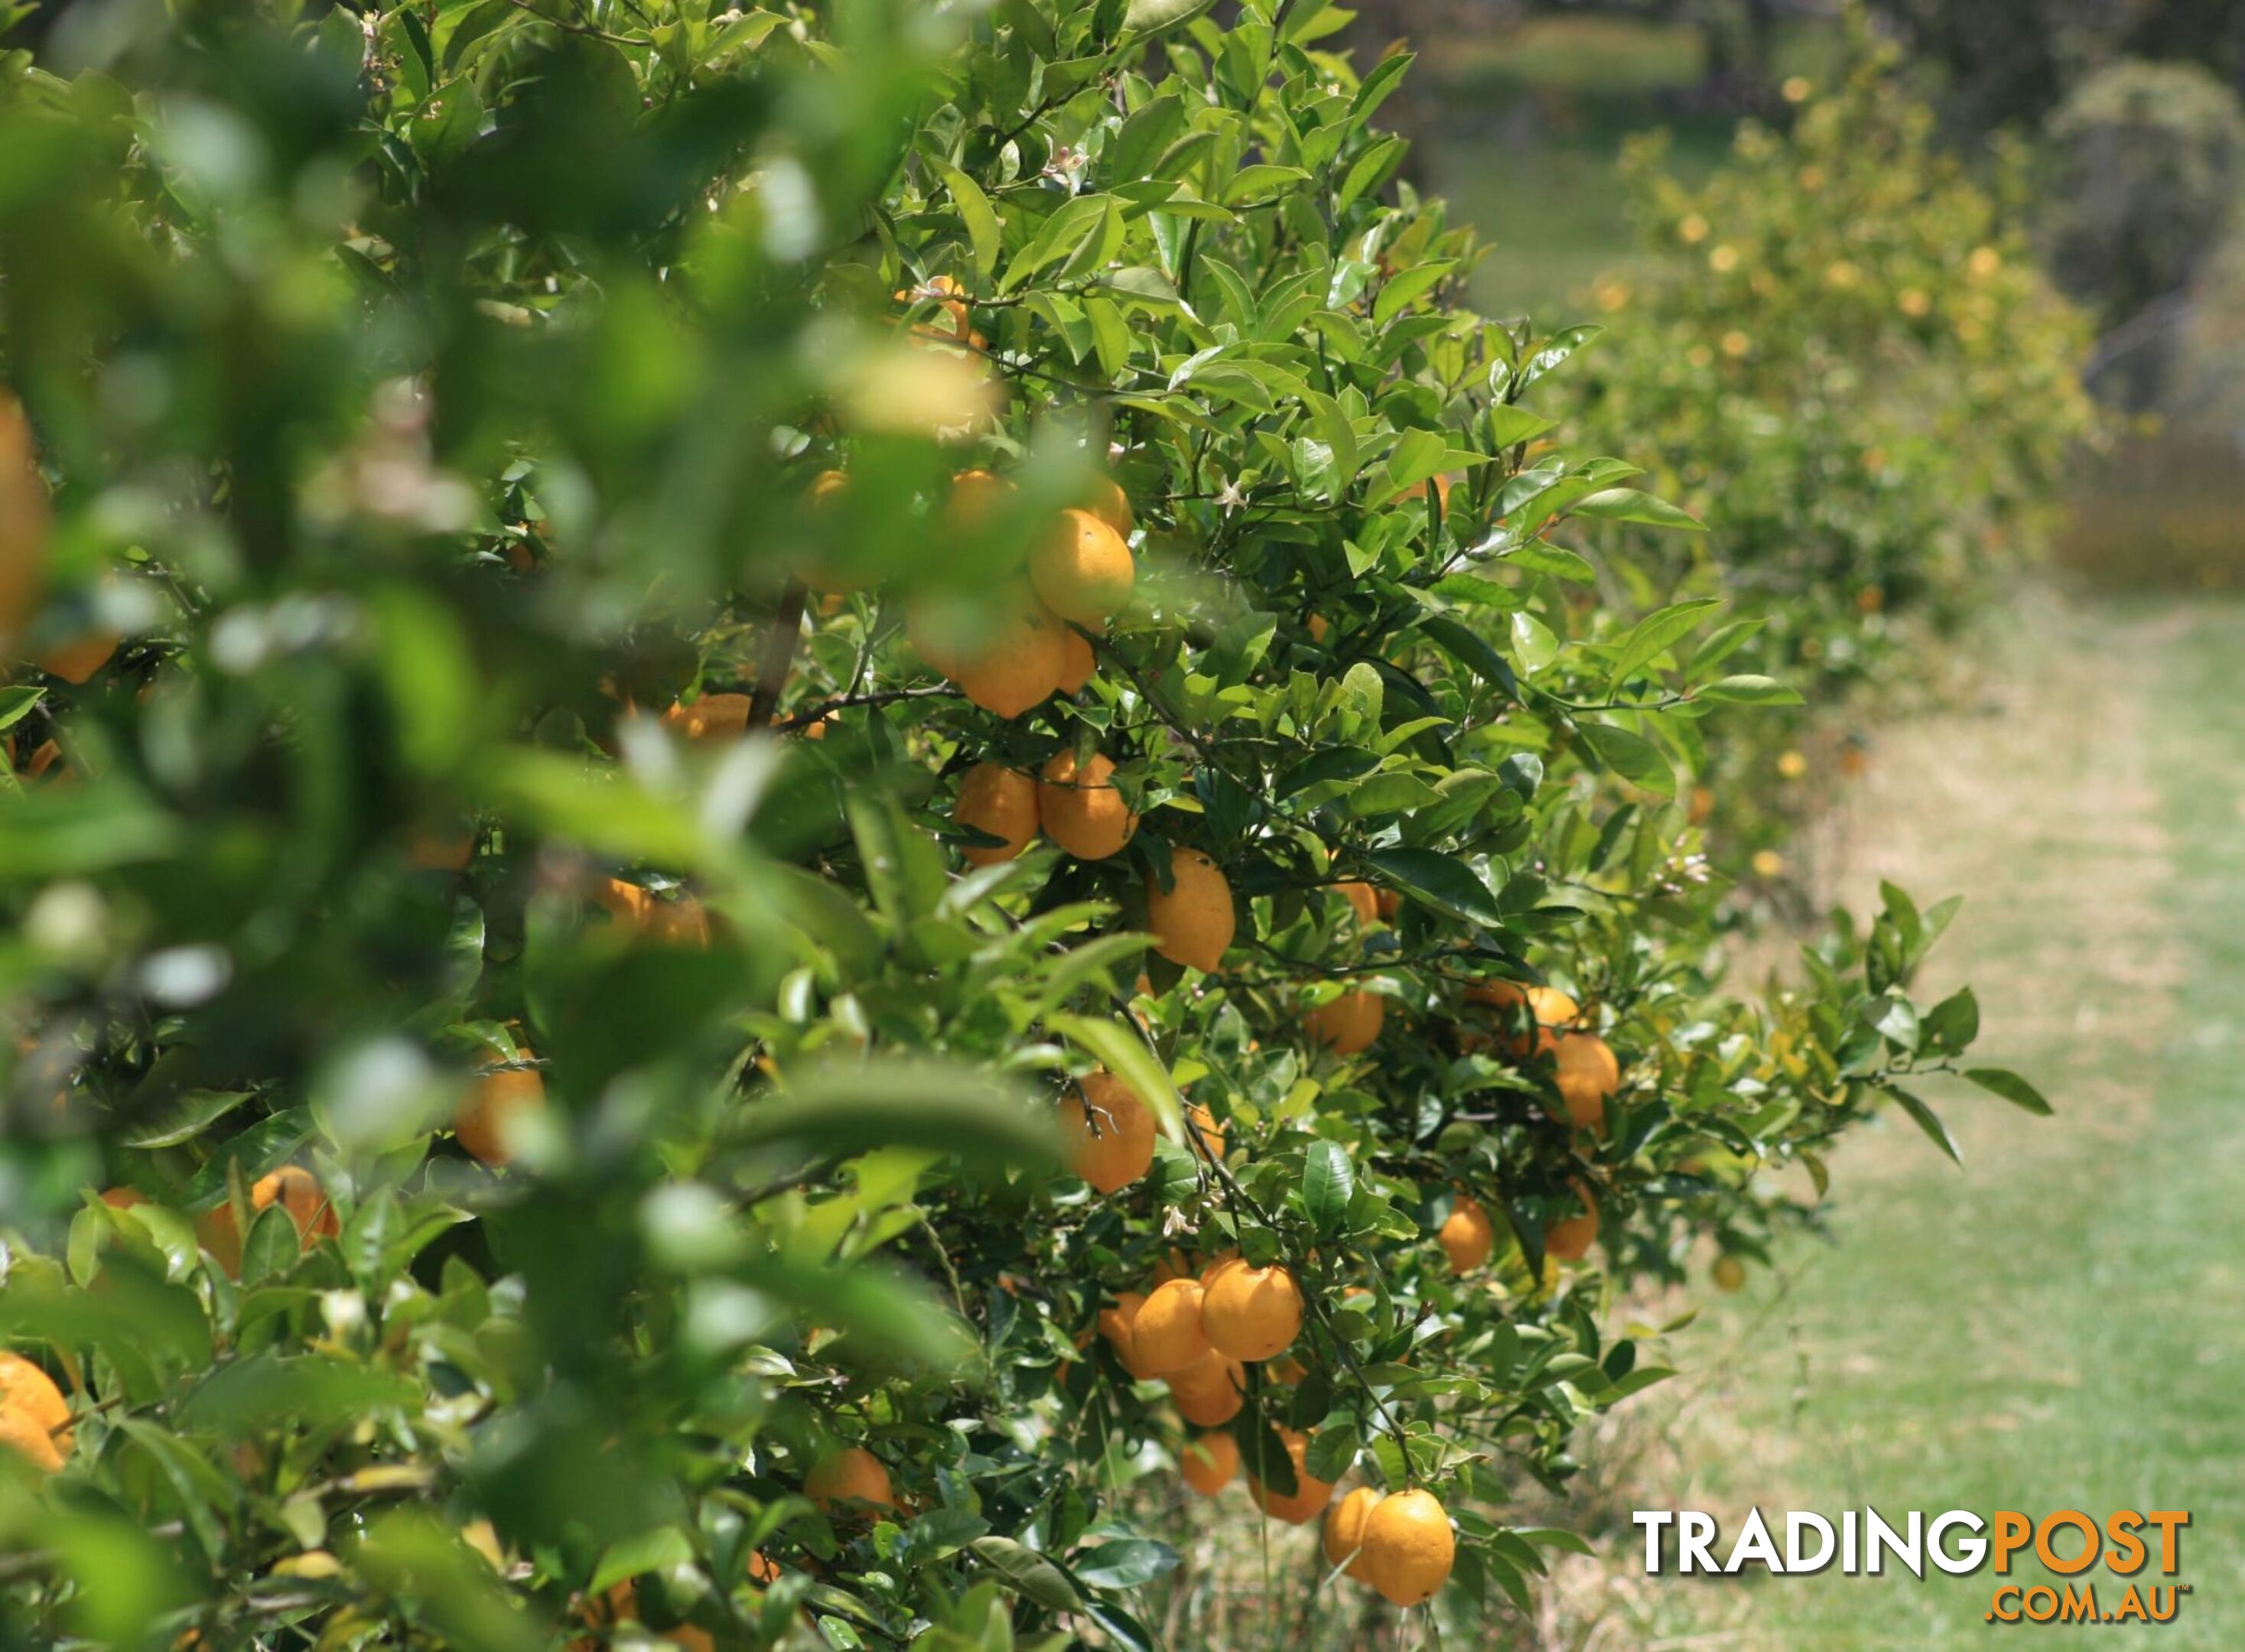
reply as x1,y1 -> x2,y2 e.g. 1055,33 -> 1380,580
1557,37 -> 2097,875
0,1 -> 2049,1647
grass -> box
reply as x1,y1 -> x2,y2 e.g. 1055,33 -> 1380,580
1606,597 -> 2245,1648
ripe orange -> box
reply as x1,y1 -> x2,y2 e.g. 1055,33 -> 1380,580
1323,1486 -> 1383,1579
1056,626 -> 1095,694
1246,1427 -> 1335,1525
662,693 -> 754,743
1062,1071 -> 1156,1193
1166,1349 -> 1244,1426
581,1580 -> 716,1650
948,592 -> 1066,718
1466,981 -> 1578,1057
99,1187 -> 148,1211
1180,1431 -> 1238,1495
748,1551 -> 782,1585
1305,990 -> 1384,1055
952,762 -> 1039,867
1307,613 -> 1330,643
1551,1032 -> 1619,1131
1361,1488 -> 1455,1605
799,469 -> 870,594
1545,1181 -> 1599,1263
1201,1261 -> 1302,1362
457,1053 -> 546,1166
1132,1277 -> 1212,1374
0,392 -> 49,652
948,467 -> 1013,527
896,273 -> 971,341
1183,1101 -> 1226,1162
806,1446 -> 895,1514
1436,1194 -> 1494,1274
1335,881 -> 1378,926
202,1165 -> 339,1273
1030,508 -> 1134,623
0,1352 -> 71,1475
36,632 -> 117,684
1147,849 -> 1235,974
1037,750 -> 1136,860
1375,889 -> 1400,919
1097,1290 -> 1159,1380
1083,476 -> 1134,537
593,876 -> 713,948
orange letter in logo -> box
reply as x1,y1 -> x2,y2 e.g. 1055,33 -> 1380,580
1990,1512 -> 2032,1575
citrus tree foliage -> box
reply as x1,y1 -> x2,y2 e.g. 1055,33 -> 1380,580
1562,44 -> 2097,757
0,2 -> 2048,1647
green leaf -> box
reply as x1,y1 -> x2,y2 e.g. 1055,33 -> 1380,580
736,1060 -> 1056,1168
121,1089 -> 255,1150
971,1537 -> 1082,1611
1606,597 -> 1724,693
1300,1138 -> 1352,1235
1962,1066 -> 2054,1115
933,161 -> 1001,279
1071,1537 -> 1180,1590
1570,487 -> 1704,532
1576,721 -> 1674,797
1885,1085 -> 1961,1165
1362,847 -> 1503,928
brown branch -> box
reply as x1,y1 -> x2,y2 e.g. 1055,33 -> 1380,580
747,580 -> 809,732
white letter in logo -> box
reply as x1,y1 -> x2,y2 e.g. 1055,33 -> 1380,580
1786,1511 -> 1836,1574
1726,1507 -> 1782,1573
1633,1511 -> 1674,1574
1678,1511 -> 1719,1574
1930,1510 -> 1986,1575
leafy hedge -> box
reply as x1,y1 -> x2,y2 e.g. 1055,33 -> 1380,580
0,2 -> 2049,1647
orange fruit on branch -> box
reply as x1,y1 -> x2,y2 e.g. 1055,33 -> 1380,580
1166,1348 -> 1245,1426
1361,1488 -> 1455,1605
1335,881 -> 1378,927
1201,1260 -> 1302,1362
1183,1100 -> 1225,1162
1146,849 -> 1235,974
0,1352 -> 71,1475
457,1052 -> 547,1167
1551,1032 -> 1619,1132
1082,475 -> 1133,537
952,762 -> 1039,867
1180,1430 -> 1238,1495
1062,1071 -> 1156,1194
1465,981 -> 1578,1058
1097,1290 -> 1160,1380
1037,750 -> 1135,860
1545,1180 -> 1599,1263
662,693 -> 755,743
1304,990 -> 1384,1055
806,1446 -> 895,1514
1030,508 -> 1134,623
1323,1485 -> 1383,1579
1055,626 -> 1095,694
1246,1427 -> 1334,1525
1131,1276 -> 1212,1374
1436,1194 -> 1494,1274
945,590 -> 1067,718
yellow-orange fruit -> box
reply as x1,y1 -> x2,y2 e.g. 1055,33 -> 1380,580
896,273 -> 971,341
1084,476 -> 1134,537
799,469 -> 870,593
1167,1350 -> 1245,1426
1304,990 -> 1384,1055
1132,1277 -> 1212,1374
1246,1428 -> 1335,1525
948,467 -> 1013,527
808,468 -> 850,506
1180,1431 -> 1238,1495
0,1353 -> 71,1475
1545,1182 -> 1599,1263
1062,1071 -> 1156,1194
1551,1032 -> 1619,1132
1712,1254 -> 1746,1293
663,693 -> 755,743
1146,850 -> 1235,974
0,392 -> 49,652
748,1551 -> 782,1585
1307,613 -> 1330,643
36,632 -> 116,684
594,877 -> 713,948
1183,1101 -> 1226,1163
1361,1488 -> 1455,1605
98,1187 -> 148,1211
1030,508 -> 1134,623
1323,1486 -> 1384,1579
1375,889 -> 1400,919
952,762 -> 1039,867
1437,1195 -> 1494,1274
457,1054 -> 546,1167
203,1166 -> 338,1273
1466,981 -> 1579,1057
409,824 -> 475,872
806,1446 -> 895,1513
1097,1290 -> 1160,1380
949,594 -> 1067,718
1201,1262 -> 1302,1362
1037,750 -> 1135,860
1056,627 -> 1095,694
1335,881 -> 1378,927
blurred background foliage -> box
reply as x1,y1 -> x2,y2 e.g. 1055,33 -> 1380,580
0,0 -> 2123,1647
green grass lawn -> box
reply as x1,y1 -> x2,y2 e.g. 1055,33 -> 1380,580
1626,597 -> 2245,1647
